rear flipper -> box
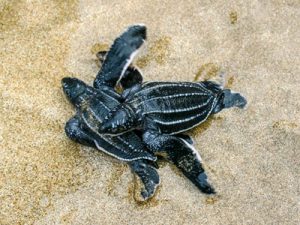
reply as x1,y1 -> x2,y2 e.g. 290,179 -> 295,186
65,115 -> 96,147
222,89 -> 247,109
65,115 -> 159,199
128,160 -> 160,200
201,81 -> 247,114
167,138 -> 215,194
143,130 -> 215,194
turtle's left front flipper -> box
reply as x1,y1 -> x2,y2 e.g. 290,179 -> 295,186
96,49 -> 144,100
143,131 -> 215,194
94,25 -> 146,89
129,159 -> 160,200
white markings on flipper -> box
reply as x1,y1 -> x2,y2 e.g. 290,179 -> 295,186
179,138 -> 202,162
117,48 -> 142,85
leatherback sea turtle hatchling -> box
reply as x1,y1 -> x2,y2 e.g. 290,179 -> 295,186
62,25 -> 160,200
62,24 -> 216,198
96,24 -> 247,193
62,76 -> 160,200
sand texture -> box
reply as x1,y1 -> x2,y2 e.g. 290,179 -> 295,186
1,0 -> 299,224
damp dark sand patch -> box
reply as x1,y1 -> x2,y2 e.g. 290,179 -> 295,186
229,11 -> 238,25
90,42 -> 109,55
0,0 -> 24,31
105,163 -> 128,196
227,76 -> 235,88
136,36 -> 171,68
272,120 -> 298,130
193,63 -> 236,88
194,63 -> 221,82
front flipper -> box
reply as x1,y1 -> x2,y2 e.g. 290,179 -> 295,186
143,130 -> 215,194
94,25 -> 146,89
129,159 -> 160,200
96,50 -> 143,92
65,115 -> 96,147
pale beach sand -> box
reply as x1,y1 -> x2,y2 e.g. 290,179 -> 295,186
0,0 -> 299,224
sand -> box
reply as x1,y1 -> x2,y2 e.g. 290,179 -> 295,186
0,0 -> 299,224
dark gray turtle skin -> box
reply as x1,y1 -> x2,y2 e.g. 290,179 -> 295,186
90,24 -> 216,194
63,24 -> 216,197
62,25 -> 161,200
100,81 -> 247,135
62,77 -> 160,200
95,25 -> 247,194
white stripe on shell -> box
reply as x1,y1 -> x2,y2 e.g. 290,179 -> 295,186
98,89 -> 120,103
167,96 -> 219,135
94,138 -> 155,162
136,92 -> 209,108
143,96 -> 213,114
152,107 -> 210,125
135,82 -> 211,97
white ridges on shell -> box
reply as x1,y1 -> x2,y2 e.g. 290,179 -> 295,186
78,89 -> 156,162
128,82 -> 218,134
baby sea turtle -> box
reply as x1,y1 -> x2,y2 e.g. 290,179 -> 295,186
96,24 -> 247,193
62,25 -> 159,200
63,24 -> 215,197
94,24 -> 215,194
62,77 -> 160,200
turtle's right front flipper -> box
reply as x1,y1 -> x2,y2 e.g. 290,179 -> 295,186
129,159 -> 160,200
94,25 -> 146,89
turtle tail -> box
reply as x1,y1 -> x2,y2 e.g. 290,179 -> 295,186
212,89 -> 247,114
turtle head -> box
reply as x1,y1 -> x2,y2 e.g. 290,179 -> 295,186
100,104 -> 140,135
62,77 -> 88,106
212,89 -> 247,114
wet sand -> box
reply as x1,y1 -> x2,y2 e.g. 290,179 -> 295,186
1,0 -> 299,224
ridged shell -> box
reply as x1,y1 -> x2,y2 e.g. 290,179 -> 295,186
128,82 -> 218,134
80,88 -> 156,162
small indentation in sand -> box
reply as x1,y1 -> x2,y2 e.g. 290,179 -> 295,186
126,175 -> 168,208
59,209 -> 77,224
194,63 -> 220,82
90,42 -> 109,55
229,11 -> 238,25
205,195 -> 220,204
272,120 -> 298,130
227,76 -> 235,88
